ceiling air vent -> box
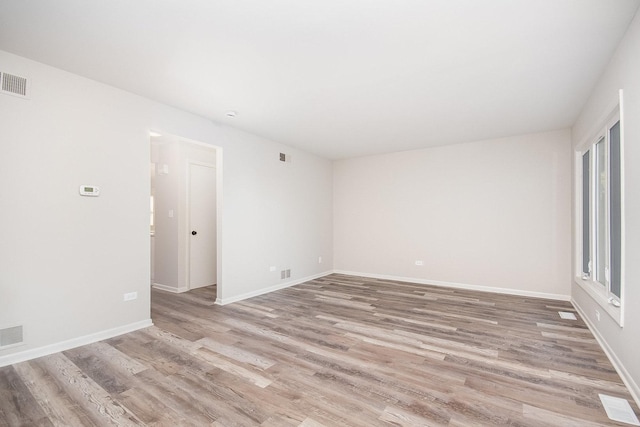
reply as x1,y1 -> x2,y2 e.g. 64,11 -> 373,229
1,72 -> 29,98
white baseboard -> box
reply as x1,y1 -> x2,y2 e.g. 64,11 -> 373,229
152,282 -> 189,293
0,319 -> 153,368
216,269 -> 570,305
572,299 -> 640,408
332,270 -> 571,301
215,270 -> 333,305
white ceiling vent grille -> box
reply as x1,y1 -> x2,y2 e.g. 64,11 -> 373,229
1,72 -> 29,98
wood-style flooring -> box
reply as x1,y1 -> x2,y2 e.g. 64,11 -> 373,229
1,274 -> 639,426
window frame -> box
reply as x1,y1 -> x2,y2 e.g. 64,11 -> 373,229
574,90 -> 625,327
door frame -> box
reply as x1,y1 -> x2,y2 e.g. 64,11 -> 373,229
150,130 -> 223,301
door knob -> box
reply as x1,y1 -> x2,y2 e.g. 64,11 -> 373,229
191,231 -> 197,235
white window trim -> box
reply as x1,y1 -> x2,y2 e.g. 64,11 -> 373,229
574,89 -> 625,327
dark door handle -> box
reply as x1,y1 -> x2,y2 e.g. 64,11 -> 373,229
191,231 -> 197,235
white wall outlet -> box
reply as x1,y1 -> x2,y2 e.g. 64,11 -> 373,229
270,266 -> 276,272
595,310 -> 601,321
286,269 -> 291,278
168,209 -> 174,218
415,260 -> 424,266
124,292 -> 137,301
318,256 -> 323,264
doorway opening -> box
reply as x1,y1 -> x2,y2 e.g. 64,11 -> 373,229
150,132 -> 222,301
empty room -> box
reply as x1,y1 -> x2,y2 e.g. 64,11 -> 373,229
1,1 -> 640,426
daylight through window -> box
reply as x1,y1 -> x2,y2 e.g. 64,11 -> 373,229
578,106 -> 622,308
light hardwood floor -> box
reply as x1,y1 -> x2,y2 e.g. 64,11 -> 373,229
1,274 -> 638,426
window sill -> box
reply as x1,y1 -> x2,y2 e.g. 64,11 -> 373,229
574,277 -> 623,327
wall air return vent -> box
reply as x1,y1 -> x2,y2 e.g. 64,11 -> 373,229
279,152 -> 292,163
0,325 -> 24,349
1,72 -> 29,98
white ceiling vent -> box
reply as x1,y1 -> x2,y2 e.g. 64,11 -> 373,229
1,72 -> 29,98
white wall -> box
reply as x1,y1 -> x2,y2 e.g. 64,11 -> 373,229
571,9 -> 640,401
334,130 -> 572,298
218,133 -> 334,302
0,50 -> 333,364
151,140 -> 182,290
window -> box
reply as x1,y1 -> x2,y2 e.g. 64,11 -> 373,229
581,151 -> 590,277
576,97 -> 623,325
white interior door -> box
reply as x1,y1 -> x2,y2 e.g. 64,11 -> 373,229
189,163 -> 217,289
